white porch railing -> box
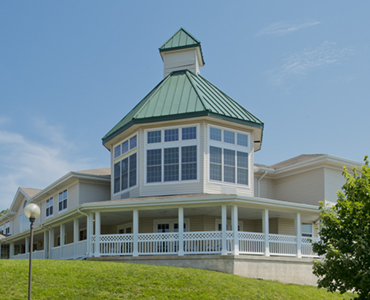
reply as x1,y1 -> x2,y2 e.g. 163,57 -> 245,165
62,243 -> 75,259
91,231 -> 320,258
238,232 -> 265,255
76,240 -> 88,257
50,247 -> 60,259
302,237 -> 320,257
32,250 -> 45,259
269,234 -> 297,256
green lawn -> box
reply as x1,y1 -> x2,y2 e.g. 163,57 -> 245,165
0,260 -> 356,299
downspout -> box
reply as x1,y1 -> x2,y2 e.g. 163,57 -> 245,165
77,208 -> 89,218
77,208 -> 91,258
257,170 -> 268,197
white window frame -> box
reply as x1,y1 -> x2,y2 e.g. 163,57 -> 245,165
46,197 -> 54,218
58,190 -> 68,212
113,132 -> 138,195
153,218 -> 190,232
144,124 -> 200,185
20,213 -> 28,232
0,224 -> 4,234
208,124 -> 251,188
215,219 -> 243,231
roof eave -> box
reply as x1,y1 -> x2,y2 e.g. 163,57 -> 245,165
102,111 -> 264,147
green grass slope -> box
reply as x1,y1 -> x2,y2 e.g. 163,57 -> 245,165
0,260 -> 356,300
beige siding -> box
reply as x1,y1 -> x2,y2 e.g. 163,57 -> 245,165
278,218 -> 295,235
254,176 -> 275,199
275,168 -> 325,205
324,167 -> 345,204
67,183 -> 79,210
79,181 -> 110,204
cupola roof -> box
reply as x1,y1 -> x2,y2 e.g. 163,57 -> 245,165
102,70 -> 263,147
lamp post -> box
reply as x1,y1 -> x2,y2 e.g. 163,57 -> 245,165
24,203 -> 40,300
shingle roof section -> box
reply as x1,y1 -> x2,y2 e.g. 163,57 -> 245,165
159,28 -> 205,65
103,70 -> 263,144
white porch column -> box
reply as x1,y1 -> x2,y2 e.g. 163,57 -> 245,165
60,224 -> 65,259
94,212 -> 101,257
43,231 -> 49,259
232,205 -> 239,255
49,228 -> 54,258
133,210 -> 139,257
87,213 -> 94,257
25,237 -> 29,254
262,209 -> 270,257
295,213 -> 302,258
178,207 -> 184,256
221,205 -> 227,255
10,242 -> 14,258
73,218 -> 79,258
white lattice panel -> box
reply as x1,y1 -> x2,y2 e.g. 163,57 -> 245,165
138,233 -> 179,242
269,234 -> 297,243
183,231 -> 222,240
238,232 -> 265,241
99,234 -> 133,242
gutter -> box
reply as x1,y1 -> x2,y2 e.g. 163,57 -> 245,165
257,170 -> 268,197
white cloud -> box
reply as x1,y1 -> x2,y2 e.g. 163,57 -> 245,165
0,122 -> 92,210
0,116 -> 11,125
266,41 -> 355,86
256,20 -> 320,36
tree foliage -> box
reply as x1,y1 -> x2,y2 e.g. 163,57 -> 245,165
313,156 -> 370,299
0,208 -> 9,217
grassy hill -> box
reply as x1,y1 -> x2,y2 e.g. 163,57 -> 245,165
0,260 -> 356,299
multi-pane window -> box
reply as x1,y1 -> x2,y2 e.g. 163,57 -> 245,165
113,134 -> 138,194
5,222 -> 10,234
58,190 -> 67,211
146,126 -> 198,183
46,198 -> 54,217
0,224 -> 3,234
114,135 -> 137,159
114,153 -> 137,193
209,126 -> 250,186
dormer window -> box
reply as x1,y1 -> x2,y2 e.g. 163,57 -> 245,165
209,125 -> 250,186
145,125 -> 198,184
113,134 -> 138,194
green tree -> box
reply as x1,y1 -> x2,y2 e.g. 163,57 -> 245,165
0,208 -> 9,217
313,155 -> 370,299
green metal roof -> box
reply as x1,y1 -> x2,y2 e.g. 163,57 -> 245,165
159,28 -> 205,65
103,70 -> 263,145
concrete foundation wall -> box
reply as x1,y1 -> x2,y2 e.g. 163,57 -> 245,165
90,254 -> 317,286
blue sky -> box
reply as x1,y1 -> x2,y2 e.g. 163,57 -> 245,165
0,1 -> 369,210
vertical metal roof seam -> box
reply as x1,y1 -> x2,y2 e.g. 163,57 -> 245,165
176,75 -> 187,114
185,71 -> 210,112
191,74 -> 229,116
199,75 -> 263,124
165,75 -> 181,115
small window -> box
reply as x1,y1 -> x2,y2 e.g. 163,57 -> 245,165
147,149 -> 162,182
181,146 -> 197,180
5,222 -> 10,234
79,229 -> 87,241
224,130 -> 235,144
164,129 -> 179,142
58,190 -> 67,211
114,145 -> 121,158
130,136 -> 137,149
210,127 -> 221,141
46,198 -> 54,217
302,223 -> 313,237
148,130 -> 161,143
237,133 -> 248,147
122,141 -> 129,154
182,127 -> 196,140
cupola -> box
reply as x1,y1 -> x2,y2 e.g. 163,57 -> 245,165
159,28 -> 205,77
